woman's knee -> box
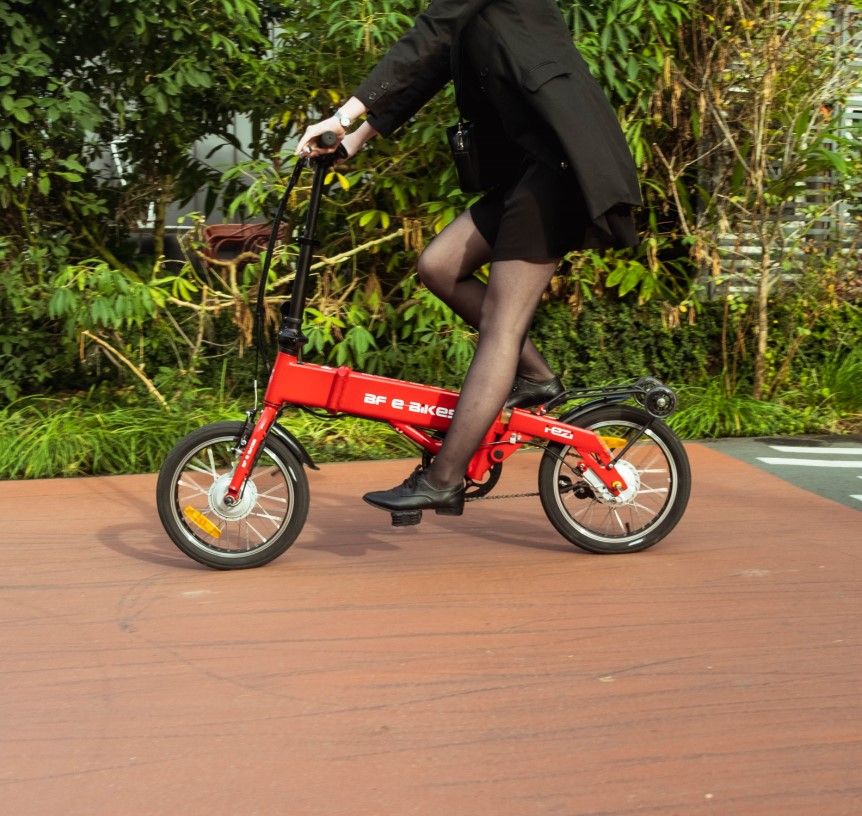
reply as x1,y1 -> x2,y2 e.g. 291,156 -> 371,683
417,211 -> 491,291
416,247 -> 447,290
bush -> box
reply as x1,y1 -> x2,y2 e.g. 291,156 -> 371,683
0,390 -> 415,480
531,297 -> 716,387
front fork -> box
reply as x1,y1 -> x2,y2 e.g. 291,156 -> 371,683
224,405 -> 279,505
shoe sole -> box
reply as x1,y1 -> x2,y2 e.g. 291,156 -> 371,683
363,496 -> 464,516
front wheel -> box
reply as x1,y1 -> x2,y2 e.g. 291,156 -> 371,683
538,404 -> 690,554
156,421 -> 309,569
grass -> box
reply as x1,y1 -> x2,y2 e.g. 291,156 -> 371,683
667,377 -> 860,439
667,384 -> 813,439
1,374 -> 858,480
0,391 -> 416,480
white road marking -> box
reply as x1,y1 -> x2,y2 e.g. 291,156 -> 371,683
756,458 -> 862,468
851,495 -> 862,503
768,445 -> 862,455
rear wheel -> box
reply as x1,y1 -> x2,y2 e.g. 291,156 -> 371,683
538,405 -> 690,553
156,421 -> 309,569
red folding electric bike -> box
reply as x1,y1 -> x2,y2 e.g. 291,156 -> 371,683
156,135 -> 691,569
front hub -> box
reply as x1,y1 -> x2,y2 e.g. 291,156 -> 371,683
210,473 -> 258,521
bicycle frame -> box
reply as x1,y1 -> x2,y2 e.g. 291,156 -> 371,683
223,151 -> 629,506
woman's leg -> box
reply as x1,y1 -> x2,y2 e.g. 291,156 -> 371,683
417,211 -> 556,382
425,257 -> 559,488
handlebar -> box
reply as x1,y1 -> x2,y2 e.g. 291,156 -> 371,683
313,131 -> 348,162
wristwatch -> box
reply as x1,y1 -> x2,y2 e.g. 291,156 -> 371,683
334,108 -> 352,129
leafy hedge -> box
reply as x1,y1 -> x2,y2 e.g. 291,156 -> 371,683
0,0 -> 859,478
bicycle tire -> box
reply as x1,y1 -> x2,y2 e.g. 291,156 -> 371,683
156,421 -> 309,569
538,404 -> 690,553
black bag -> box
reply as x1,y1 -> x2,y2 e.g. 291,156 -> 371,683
446,0 -> 499,194
447,119 -> 486,194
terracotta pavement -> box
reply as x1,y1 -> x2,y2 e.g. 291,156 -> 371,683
1,445 -> 860,815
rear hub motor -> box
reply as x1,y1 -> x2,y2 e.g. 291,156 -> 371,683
582,460 -> 641,504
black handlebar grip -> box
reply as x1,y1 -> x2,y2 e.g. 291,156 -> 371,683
318,131 -> 339,148
311,130 -> 348,162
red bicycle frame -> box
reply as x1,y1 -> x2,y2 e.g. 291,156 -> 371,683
222,144 -> 628,506
225,354 -> 628,502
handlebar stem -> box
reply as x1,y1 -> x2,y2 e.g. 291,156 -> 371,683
277,157 -> 331,355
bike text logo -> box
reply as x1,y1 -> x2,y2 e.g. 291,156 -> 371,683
364,393 -> 455,420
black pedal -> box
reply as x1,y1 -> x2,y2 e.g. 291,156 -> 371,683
391,510 -> 422,527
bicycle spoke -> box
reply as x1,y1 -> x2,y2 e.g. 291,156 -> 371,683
186,460 -> 217,478
636,449 -> 662,472
178,477 -> 209,498
572,501 -> 593,523
251,505 -> 282,527
258,485 -> 289,501
244,519 -> 267,544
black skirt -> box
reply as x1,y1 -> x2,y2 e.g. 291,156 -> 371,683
469,154 -> 578,261
469,152 -> 636,262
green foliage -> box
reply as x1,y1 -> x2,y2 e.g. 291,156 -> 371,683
678,0 -> 862,231
530,297 -> 713,387
0,235 -> 80,400
299,267 -> 474,385
0,391 -> 414,480
789,342 -> 862,419
815,348 -> 862,416
570,0 -> 692,109
668,382 -> 815,438
1,0 -> 859,477
49,262 -> 159,333
366,278 -> 475,387
0,0 -> 272,264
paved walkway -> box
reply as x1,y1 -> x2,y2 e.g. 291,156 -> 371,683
1,444 -> 860,815
703,434 -> 862,509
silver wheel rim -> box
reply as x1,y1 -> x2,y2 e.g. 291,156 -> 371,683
169,434 -> 296,559
551,420 -> 678,547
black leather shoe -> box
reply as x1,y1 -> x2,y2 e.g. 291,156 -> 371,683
503,375 -> 565,409
363,466 -> 465,516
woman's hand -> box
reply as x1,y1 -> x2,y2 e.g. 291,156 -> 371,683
295,116 -> 345,159
294,97 -> 370,159
295,120 -> 379,166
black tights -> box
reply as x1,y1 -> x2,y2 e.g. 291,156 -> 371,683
416,210 -> 559,488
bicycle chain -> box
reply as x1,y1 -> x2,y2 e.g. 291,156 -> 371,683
466,490 -> 540,502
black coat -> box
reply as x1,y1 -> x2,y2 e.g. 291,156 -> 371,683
352,0 -> 643,249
